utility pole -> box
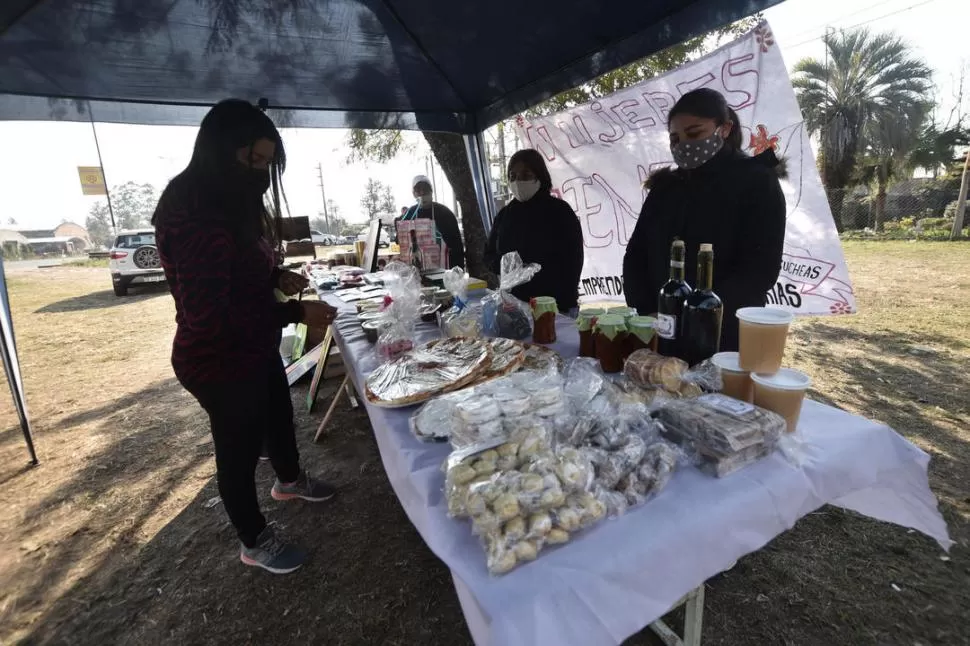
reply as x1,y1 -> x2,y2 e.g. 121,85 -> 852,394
316,162 -> 330,234
951,146 -> 969,239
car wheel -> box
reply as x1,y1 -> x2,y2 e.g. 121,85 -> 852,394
113,282 -> 128,297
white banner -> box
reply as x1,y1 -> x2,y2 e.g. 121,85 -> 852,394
513,22 -> 856,316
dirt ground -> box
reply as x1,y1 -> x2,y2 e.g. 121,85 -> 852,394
0,240 -> 968,646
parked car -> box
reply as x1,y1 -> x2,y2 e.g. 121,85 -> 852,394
109,229 -> 165,296
310,230 -> 338,245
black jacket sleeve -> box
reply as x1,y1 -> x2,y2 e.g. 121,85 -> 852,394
483,209 -> 505,275
433,204 -> 465,269
716,166 -> 786,310
623,195 -> 655,312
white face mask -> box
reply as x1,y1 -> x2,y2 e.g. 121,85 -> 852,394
510,179 -> 541,202
416,194 -> 432,207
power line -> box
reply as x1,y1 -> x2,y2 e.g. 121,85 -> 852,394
786,0 -> 942,49
786,0 -> 898,42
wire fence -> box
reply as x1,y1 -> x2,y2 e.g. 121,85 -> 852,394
825,178 -> 966,237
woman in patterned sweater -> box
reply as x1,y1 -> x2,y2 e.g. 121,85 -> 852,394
152,100 -> 337,574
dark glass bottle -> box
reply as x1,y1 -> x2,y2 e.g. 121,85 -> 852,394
681,243 -> 723,366
656,239 -> 692,358
409,229 -> 423,273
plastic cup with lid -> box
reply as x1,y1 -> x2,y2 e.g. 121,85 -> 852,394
751,368 -> 811,433
736,307 -> 795,374
710,351 -> 753,402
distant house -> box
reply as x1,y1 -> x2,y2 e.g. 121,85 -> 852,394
12,222 -> 92,254
0,229 -> 30,258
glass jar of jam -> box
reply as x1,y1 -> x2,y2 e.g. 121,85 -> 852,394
594,314 -> 628,373
626,316 -> 659,355
530,296 -> 559,344
576,308 -> 605,358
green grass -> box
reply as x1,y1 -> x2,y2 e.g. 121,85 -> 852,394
63,258 -> 109,268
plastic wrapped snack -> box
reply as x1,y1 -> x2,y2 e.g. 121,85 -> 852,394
624,349 -> 689,392
440,267 -> 483,338
409,392 -> 471,442
376,262 -> 422,360
655,394 -> 785,457
482,252 -> 541,340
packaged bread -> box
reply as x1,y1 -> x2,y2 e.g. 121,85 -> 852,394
624,349 -> 688,392
655,394 -> 785,456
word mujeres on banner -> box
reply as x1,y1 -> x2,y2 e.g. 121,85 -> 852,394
513,22 -> 855,316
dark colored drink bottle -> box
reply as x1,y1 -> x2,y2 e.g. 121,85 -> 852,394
681,243 -> 723,366
656,239 -> 692,358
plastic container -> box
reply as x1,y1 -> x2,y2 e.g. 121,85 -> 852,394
710,351 -> 753,402
751,368 -> 811,433
736,307 -> 794,374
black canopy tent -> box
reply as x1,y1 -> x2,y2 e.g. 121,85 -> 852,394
0,0 -> 784,462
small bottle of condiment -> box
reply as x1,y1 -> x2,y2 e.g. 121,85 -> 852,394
530,296 -> 558,344
576,308 -> 605,358
593,314 -> 628,373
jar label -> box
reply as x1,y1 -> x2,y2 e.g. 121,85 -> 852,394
698,393 -> 755,417
656,314 -> 677,339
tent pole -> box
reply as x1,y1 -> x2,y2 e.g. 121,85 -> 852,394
0,260 -> 38,465
463,132 -> 495,235
87,102 -> 116,233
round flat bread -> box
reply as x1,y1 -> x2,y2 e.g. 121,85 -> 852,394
366,337 -> 492,407
520,343 -> 565,375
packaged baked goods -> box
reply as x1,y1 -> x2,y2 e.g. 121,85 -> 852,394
375,261 -> 422,360
655,394 -> 784,456
624,349 -> 688,392
482,252 -> 541,340
440,267 -> 483,338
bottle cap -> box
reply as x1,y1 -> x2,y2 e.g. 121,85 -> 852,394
699,243 -> 713,252
672,239 -> 685,248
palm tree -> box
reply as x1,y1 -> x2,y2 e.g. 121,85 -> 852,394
909,123 -> 970,178
792,29 -> 933,231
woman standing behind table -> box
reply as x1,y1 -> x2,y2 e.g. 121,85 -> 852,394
153,99 -> 338,574
623,88 -> 787,352
484,149 -> 584,313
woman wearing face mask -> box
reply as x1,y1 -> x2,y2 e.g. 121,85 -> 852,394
484,149 -> 584,313
399,174 -> 465,269
623,88 -> 786,352
152,100 -> 338,574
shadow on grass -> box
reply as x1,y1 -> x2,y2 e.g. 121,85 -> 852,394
12,378 -> 473,646
34,284 -> 168,314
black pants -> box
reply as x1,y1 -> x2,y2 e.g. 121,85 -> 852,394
183,360 -> 301,547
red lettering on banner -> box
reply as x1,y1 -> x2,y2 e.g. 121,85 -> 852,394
675,72 -> 716,96
645,91 -> 677,123
721,54 -> 759,109
525,125 -> 559,161
557,115 -> 594,148
591,173 -> 639,246
561,176 -> 613,248
610,99 -> 656,130
590,101 -> 625,143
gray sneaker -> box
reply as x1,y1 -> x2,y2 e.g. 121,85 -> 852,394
271,471 -> 336,502
239,525 -> 306,574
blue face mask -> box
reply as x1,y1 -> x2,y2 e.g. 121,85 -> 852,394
671,132 -> 724,170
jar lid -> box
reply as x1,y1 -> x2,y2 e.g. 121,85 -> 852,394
594,314 -> 627,339
627,315 -> 656,329
750,368 -> 811,390
531,296 -> 558,315
736,307 -> 794,326
607,306 -> 637,317
578,307 -> 606,317
710,351 -> 744,373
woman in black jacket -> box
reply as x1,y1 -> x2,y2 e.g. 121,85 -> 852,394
484,149 -> 584,313
623,88 -> 786,352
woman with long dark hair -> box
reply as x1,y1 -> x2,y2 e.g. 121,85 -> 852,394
153,99 -> 337,574
623,88 -> 787,352
484,149 -> 584,313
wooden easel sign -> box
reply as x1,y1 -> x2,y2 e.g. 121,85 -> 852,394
305,326 -> 335,412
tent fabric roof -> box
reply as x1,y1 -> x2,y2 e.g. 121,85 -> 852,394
0,0 -> 782,133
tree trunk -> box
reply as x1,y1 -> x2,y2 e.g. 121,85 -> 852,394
951,148 -> 969,240
874,167 -> 887,232
422,131 -> 488,278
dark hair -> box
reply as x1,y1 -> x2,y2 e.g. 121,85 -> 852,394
668,88 -> 742,151
508,149 -> 553,193
154,99 -> 287,248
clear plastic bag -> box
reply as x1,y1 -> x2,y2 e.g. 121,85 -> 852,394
440,267 -> 483,337
376,261 -> 422,359
623,349 -> 721,397
482,252 -> 541,340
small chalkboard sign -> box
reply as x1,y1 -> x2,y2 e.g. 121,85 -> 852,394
305,326 -> 335,412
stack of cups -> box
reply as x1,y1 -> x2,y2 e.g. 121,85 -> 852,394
712,308 -> 810,434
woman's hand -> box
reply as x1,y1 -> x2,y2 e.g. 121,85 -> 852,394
277,270 -> 309,296
300,301 -> 338,329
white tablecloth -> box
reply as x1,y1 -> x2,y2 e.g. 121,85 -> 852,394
323,298 -> 952,646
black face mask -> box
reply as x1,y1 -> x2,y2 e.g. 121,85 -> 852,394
238,166 -> 271,196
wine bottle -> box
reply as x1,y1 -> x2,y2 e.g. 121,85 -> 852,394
681,243 -> 723,366
656,239 -> 692,358
409,229 -> 423,273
